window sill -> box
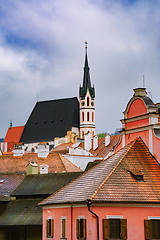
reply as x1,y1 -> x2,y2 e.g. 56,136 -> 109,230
60,238 -> 67,240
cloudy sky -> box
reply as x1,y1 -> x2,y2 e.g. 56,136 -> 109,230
0,0 -> 159,138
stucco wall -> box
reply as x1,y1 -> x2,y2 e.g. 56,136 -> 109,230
43,204 -> 160,240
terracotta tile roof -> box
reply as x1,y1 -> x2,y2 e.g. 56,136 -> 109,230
89,135 -> 121,158
0,151 -> 82,174
40,137 -> 160,206
78,135 -> 121,158
51,142 -> 72,152
0,174 -> 25,196
4,126 -> 24,143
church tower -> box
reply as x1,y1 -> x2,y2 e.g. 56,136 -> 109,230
79,42 -> 95,139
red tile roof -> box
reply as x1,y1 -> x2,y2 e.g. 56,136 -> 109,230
51,142 -> 72,152
0,151 -> 82,174
90,135 -> 121,158
40,137 -> 160,206
4,126 -> 24,143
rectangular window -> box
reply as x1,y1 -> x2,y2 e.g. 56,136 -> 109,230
46,218 -> 54,238
103,218 -> 127,239
145,219 -> 160,239
76,218 -> 86,239
61,217 -> 66,239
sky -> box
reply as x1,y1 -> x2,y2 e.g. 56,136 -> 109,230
0,0 -> 160,138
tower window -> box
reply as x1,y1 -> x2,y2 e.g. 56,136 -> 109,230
87,112 -> 90,122
87,97 -> 90,106
92,112 -> 94,122
82,112 -> 84,122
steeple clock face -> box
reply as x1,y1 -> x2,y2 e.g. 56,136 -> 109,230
81,101 -> 85,106
91,101 -> 94,106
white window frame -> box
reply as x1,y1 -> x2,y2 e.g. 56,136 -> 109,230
148,216 -> 160,220
106,215 -> 123,219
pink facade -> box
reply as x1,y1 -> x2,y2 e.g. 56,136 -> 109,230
115,88 -> 160,162
43,204 -> 160,240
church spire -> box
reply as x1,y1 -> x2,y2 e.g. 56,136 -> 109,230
79,42 -> 95,99
79,42 -> 96,139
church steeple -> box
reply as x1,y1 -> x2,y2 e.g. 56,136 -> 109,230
79,42 -> 96,139
79,42 -> 95,100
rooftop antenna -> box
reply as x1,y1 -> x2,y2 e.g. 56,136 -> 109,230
143,75 -> 145,88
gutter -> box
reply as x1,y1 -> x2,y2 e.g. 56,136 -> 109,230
86,199 -> 99,240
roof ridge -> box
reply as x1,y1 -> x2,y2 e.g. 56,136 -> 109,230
90,137 -> 138,200
61,154 -> 82,171
59,154 -> 67,172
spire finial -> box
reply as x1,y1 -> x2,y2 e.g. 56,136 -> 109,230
85,41 -> 88,53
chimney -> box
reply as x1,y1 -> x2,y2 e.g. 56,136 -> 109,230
37,142 -> 49,158
93,135 -> 98,150
84,132 -> 92,151
40,164 -> 49,174
105,134 -> 110,147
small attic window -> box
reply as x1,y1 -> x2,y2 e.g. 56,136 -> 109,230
51,119 -> 54,122
135,175 -> 144,182
0,180 -> 4,184
60,118 -> 63,121
35,121 -> 38,124
44,120 -> 47,123
127,169 -> 144,182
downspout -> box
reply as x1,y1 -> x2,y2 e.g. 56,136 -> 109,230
86,199 -> 99,240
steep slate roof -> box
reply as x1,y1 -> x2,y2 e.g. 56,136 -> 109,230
4,126 -> 24,143
11,172 -> 83,197
20,97 -> 79,143
0,199 -> 42,226
0,172 -> 83,226
0,174 -> 25,196
0,152 -> 82,174
40,137 -> 160,206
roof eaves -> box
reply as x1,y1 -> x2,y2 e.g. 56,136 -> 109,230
90,138 -> 138,200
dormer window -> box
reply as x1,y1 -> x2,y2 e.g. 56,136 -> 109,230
127,169 -> 144,182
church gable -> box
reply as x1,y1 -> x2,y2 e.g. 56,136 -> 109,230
127,98 -> 147,118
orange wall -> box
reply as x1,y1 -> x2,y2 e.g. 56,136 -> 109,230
125,130 -> 149,147
125,118 -> 149,130
43,204 -> 160,240
127,99 -> 147,118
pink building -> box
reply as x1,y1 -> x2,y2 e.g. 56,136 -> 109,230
39,137 -> 160,240
115,88 -> 160,163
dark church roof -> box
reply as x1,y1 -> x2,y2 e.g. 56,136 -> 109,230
20,97 -> 79,143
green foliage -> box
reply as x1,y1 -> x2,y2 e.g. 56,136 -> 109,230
97,133 -> 105,139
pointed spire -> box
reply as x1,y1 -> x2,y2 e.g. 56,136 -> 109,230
83,41 -> 91,91
79,42 -> 95,99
